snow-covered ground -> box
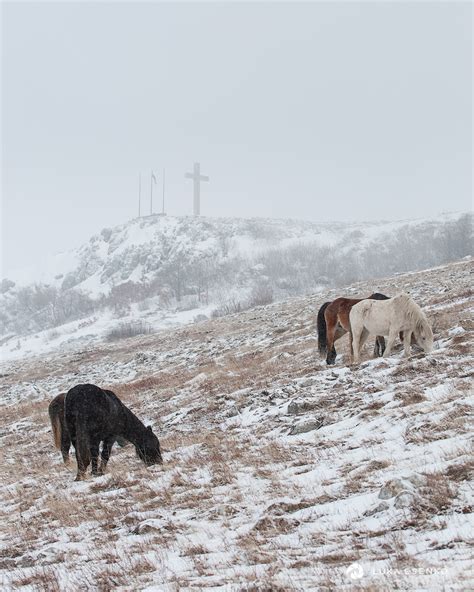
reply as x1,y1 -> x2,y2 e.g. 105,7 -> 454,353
0,258 -> 472,590
0,303 -> 217,364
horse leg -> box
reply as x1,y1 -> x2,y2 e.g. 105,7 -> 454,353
403,330 -> 413,357
359,328 -> 370,351
325,308 -> 340,365
90,438 -> 101,476
74,430 -> 91,481
351,325 -> 362,365
98,437 -> 115,475
353,328 -> 370,363
326,324 -> 338,365
383,330 -> 398,359
61,430 -> 71,464
374,336 -> 386,357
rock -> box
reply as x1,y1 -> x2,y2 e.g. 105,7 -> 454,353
394,491 -> 418,509
287,401 -> 300,415
299,378 -> 317,388
364,502 -> 389,516
378,478 -> 407,499
134,352 -> 156,364
404,473 -> 427,488
225,406 -> 240,418
131,518 -> 168,535
289,418 -> 324,435
287,400 -> 317,415
378,474 -> 425,501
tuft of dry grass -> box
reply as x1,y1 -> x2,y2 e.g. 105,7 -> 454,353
395,390 -> 427,406
253,515 -> 300,536
182,544 -> 209,557
406,472 -> 459,524
11,568 -> 62,592
445,459 -> 474,482
404,422 -> 449,445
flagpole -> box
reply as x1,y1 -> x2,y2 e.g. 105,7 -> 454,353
150,170 -> 153,215
162,168 -> 165,215
138,173 -> 141,217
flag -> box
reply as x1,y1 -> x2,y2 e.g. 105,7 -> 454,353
151,172 -> 157,184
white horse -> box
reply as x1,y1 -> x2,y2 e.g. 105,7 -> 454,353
350,293 -> 433,364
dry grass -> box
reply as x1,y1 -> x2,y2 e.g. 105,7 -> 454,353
409,473 -> 459,523
0,258 -> 472,591
395,390 -> 427,406
11,567 -> 62,592
182,544 -> 209,557
445,459 -> 474,482
404,421 -> 453,445
318,551 -> 360,565
342,459 -> 391,495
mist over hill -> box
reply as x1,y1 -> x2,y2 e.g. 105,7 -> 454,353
0,213 -> 471,342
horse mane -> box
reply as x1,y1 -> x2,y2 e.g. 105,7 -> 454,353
396,293 -> 430,332
369,293 -> 390,301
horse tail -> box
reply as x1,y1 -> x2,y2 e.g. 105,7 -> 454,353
48,397 -> 63,450
317,302 -> 331,356
50,412 -> 63,450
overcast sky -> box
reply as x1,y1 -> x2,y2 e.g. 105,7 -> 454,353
2,1 -> 472,276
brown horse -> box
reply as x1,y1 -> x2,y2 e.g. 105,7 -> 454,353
49,392 -> 128,465
318,293 -> 390,365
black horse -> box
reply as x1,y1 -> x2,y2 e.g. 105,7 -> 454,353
317,293 -> 390,364
63,384 -> 162,481
48,392 -> 128,464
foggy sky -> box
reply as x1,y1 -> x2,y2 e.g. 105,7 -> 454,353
2,1 -> 472,276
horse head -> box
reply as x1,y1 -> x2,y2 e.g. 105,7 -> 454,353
136,426 -> 163,466
414,319 -> 434,353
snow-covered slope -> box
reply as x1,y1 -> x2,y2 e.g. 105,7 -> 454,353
0,258 -> 472,590
1,212 -> 471,355
3,212 -> 468,294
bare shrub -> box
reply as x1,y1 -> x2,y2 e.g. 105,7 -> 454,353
106,321 -> 153,341
211,296 -> 244,318
248,281 -> 274,307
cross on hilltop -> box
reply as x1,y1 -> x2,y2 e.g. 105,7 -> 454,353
185,162 -> 209,216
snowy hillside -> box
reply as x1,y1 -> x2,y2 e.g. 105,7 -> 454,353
3,213 -> 468,293
0,258 -> 472,590
1,213 -> 471,358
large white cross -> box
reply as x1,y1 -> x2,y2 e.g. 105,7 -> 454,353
185,162 -> 209,216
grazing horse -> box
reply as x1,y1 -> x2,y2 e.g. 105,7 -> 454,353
48,392 -> 128,464
318,293 -> 390,365
63,384 -> 162,481
350,293 -> 433,364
